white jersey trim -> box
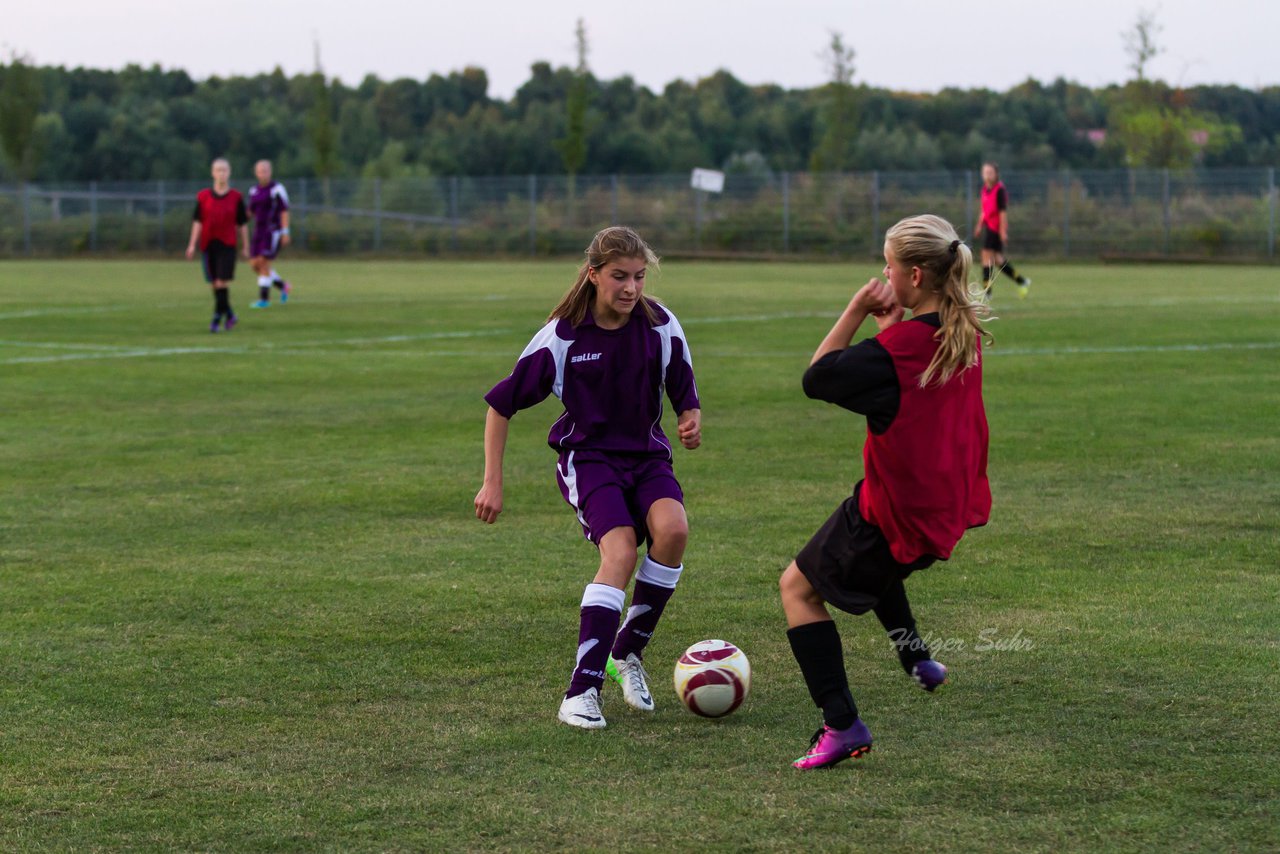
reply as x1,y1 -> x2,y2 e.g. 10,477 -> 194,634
519,320 -> 574,400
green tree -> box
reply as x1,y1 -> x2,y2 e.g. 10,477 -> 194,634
307,39 -> 336,195
555,18 -> 591,217
1111,106 -> 1242,168
0,53 -> 43,181
1122,8 -> 1162,82
809,31 -> 857,173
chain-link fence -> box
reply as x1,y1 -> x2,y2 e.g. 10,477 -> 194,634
1,169 -> 1276,261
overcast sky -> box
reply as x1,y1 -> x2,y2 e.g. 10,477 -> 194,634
8,0 -> 1277,96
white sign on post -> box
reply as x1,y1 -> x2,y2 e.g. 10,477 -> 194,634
690,168 -> 726,194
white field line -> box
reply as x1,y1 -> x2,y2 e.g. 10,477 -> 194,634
1,306 -> 1276,365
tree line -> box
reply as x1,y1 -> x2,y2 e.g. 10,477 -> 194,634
1,39 -> 1277,184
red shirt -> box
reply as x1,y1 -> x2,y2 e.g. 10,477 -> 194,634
192,188 -> 247,250
980,181 -> 1007,232
858,319 -> 991,563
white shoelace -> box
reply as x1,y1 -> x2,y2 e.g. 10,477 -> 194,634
580,689 -> 603,717
625,660 -> 649,694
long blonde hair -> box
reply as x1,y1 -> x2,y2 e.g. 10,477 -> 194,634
549,226 -> 661,326
884,214 -> 993,388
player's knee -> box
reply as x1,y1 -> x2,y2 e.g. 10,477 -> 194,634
651,516 -> 688,555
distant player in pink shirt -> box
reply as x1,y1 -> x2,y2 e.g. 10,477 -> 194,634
973,162 -> 1031,299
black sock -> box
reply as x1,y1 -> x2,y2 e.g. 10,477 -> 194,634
1002,263 -> 1023,283
982,265 -> 992,286
787,620 -> 858,729
271,275 -> 285,288
874,577 -> 930,673
215,288 -> 231,317
259,285 -> 270,301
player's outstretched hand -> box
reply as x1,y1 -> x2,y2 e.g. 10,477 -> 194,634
185,245 -> 196,260
678,409 -> 701,450
474,483 -> 503,524
281,233 -> 292,247
852,278 -> 896,316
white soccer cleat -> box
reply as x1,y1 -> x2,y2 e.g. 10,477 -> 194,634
557,687 -> 607,729
608,653 -> 656,712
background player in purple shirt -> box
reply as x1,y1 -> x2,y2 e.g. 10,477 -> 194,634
247,160 -> 293,308
475,226 -> 702,730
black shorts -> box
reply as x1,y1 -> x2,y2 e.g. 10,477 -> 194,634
202,240 -> 237,283
981,227 -> 1004,253
794,482 -> 937,615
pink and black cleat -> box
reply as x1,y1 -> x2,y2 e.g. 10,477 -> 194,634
792,719 -> 873,770
224,314 -> 238,331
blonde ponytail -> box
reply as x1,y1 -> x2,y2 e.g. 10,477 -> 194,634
884,214 -> 993,388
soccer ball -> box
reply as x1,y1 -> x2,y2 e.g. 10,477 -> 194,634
673,639 -> 751,718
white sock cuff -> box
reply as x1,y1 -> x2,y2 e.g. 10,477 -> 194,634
637,556 -> 683,590
257,276 -> 271,287
581,583 -> 625,611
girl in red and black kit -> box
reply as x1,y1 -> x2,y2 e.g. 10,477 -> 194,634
186,158 -> 249,333
782,214 -> 992,770
973,161 -> 1031,299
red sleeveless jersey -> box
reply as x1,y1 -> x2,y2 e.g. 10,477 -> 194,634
980,181 -> 1006,231
858,319 -> 991,563
194,188 -> 245,249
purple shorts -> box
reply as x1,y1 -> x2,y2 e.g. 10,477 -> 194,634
249,229 -> 283,260
555,450 -> 684,545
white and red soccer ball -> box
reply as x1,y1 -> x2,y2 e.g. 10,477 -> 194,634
673,639 -> 751,718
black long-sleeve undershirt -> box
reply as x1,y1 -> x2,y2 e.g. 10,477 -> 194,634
801,313 -> 940,435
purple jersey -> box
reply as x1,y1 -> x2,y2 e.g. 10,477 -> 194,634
248,181 -> 289,234
485,304 -> 700,458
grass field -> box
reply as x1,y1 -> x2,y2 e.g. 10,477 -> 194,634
2,258 -> 1278,852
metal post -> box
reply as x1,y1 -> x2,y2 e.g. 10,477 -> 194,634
528,174 -> 537,256
450,176 -> 460,252
1062,170 -> 1071,258
297,177 -> 306,247
870,171 -> 881,257
1162,168 -> 1172,255
782,172 -> 791,254
90,181 -> 98,251
157,180 -> 166,251
22,183 -> 32,255
610,174 -> 619,225
964,170 -> 974,242
373,177 -> 382,251
695,189 -> 704,252
1268,167 -> 1276,261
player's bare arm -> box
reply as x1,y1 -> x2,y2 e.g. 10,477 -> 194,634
810,279 -> 894,366
474,406 -> 509,523
186,222 -> 202,260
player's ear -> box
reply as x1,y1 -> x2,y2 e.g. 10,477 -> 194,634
912,266 -> 925,288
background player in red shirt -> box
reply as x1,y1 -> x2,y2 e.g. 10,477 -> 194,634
781,214 -> 992,770
185,158 -> 249,332
973,162 -> 1031,299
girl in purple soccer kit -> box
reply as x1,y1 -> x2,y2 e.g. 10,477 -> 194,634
475,226 -> 702,730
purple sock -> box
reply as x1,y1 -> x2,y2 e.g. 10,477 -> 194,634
565,583 -> 624,699
612,556 -> 682,661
